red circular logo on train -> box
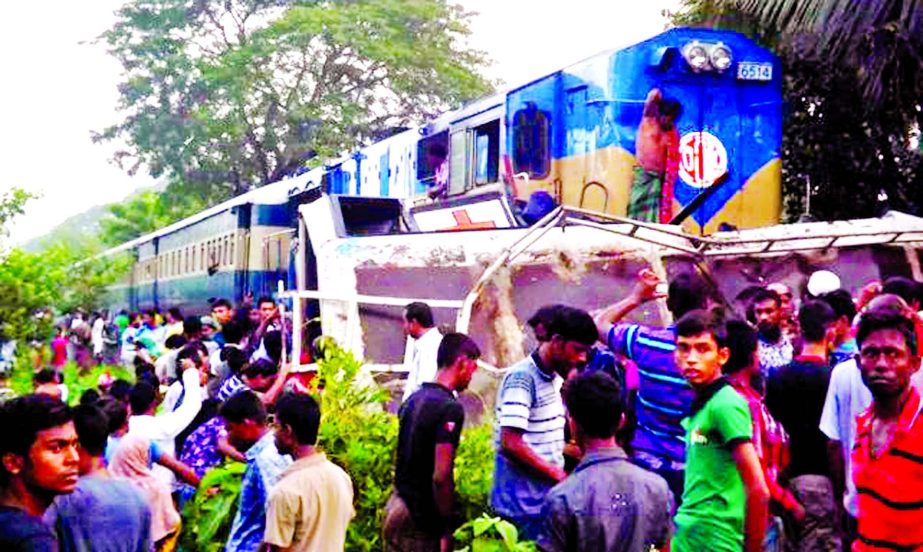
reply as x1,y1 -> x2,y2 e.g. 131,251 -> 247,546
678,131 -> 728,189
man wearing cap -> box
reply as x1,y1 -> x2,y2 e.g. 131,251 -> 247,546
807,270 -> 841,298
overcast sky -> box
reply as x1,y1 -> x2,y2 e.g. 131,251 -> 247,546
0,0 -> 679,244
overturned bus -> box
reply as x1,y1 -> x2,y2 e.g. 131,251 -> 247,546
282,192 -> 923,416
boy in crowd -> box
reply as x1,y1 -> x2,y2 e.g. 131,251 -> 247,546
46,403 -> 152,552
0,395 -> 79,550
491,305 -> 597,540
538,371 -> 673,552
385,333 -> 481,551
127,345 -> 205,486
264,393 -> 354,551
672,310 -> 769,552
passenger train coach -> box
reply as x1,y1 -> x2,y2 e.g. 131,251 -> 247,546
104,28 -> 782,313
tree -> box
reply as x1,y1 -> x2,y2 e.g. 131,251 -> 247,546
97,0 -> 493,202
714,0 -> 923,113
672,1 -> 923,221
0,188 -> 35,241
99,190 -> 207,247
0,240 -> 131,343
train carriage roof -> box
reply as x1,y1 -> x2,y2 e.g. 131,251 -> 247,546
99,171 -> 315,257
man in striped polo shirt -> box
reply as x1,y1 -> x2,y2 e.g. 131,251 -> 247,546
490,305 -> 598,541
852,308 -> 923,551
594,269 -> 708,501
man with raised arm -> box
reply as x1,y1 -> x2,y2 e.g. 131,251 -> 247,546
628,88 -> 682,223
594,269 -> 705,502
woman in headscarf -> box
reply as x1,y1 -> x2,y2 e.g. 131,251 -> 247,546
109,434 -> 181,551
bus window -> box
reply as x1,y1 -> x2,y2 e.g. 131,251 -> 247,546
512,103 -> 551,178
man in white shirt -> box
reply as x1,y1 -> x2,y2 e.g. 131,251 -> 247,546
401,302 -> 443,402
91,313 -> 106,362
128,343 -> 206,486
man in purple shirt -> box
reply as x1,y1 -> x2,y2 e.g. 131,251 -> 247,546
594,269 -> 708,501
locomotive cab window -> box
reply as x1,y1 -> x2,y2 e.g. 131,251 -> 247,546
416,132 -> 449,190
474,120 -> 499,186
512,104 -> 550,179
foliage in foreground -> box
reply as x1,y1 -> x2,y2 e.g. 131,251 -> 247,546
181,460 -> 247,552
454,515 -> 537,552
176,341 -> 498,551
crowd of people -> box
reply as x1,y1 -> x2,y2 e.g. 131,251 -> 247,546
2,269 -> 923,551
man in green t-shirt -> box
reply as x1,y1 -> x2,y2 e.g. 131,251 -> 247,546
672,309 -> 769,552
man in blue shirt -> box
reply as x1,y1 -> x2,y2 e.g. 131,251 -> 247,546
594,269 -> 708,501
222,391 -> 291,552
538,371 -> 673,552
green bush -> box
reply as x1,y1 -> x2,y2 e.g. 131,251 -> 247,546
455,422 -> 495,522
180,460 -> 246,552
314,342 -> 400,551
453,514 -> 537,552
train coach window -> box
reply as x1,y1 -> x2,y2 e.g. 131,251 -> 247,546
512,103 -> 551,179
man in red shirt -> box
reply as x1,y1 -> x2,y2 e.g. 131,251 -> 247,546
852,307 -> 923,551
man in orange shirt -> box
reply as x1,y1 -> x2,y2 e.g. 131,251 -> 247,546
852,307 -> 923,551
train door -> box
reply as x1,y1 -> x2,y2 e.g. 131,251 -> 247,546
563,85 -> 592,209
448,104 -> 503,196
152,237 -> 160,309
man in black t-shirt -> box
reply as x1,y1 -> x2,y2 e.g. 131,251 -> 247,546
765,300 -> 841,551
385,332 -> 481,552
0,395 -> 80,551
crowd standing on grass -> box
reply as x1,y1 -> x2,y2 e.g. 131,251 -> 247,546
3,272 -> 923,551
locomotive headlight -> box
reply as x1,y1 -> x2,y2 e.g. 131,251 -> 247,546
683,41 -> 710,71
710,43 -> 733,72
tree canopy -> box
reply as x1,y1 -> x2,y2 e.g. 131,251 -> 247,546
673,0 -> 923,222
715,0 -> 923,112
0,191 -> 129,344
99,190 -> 207,247
97,0 -> 493,203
